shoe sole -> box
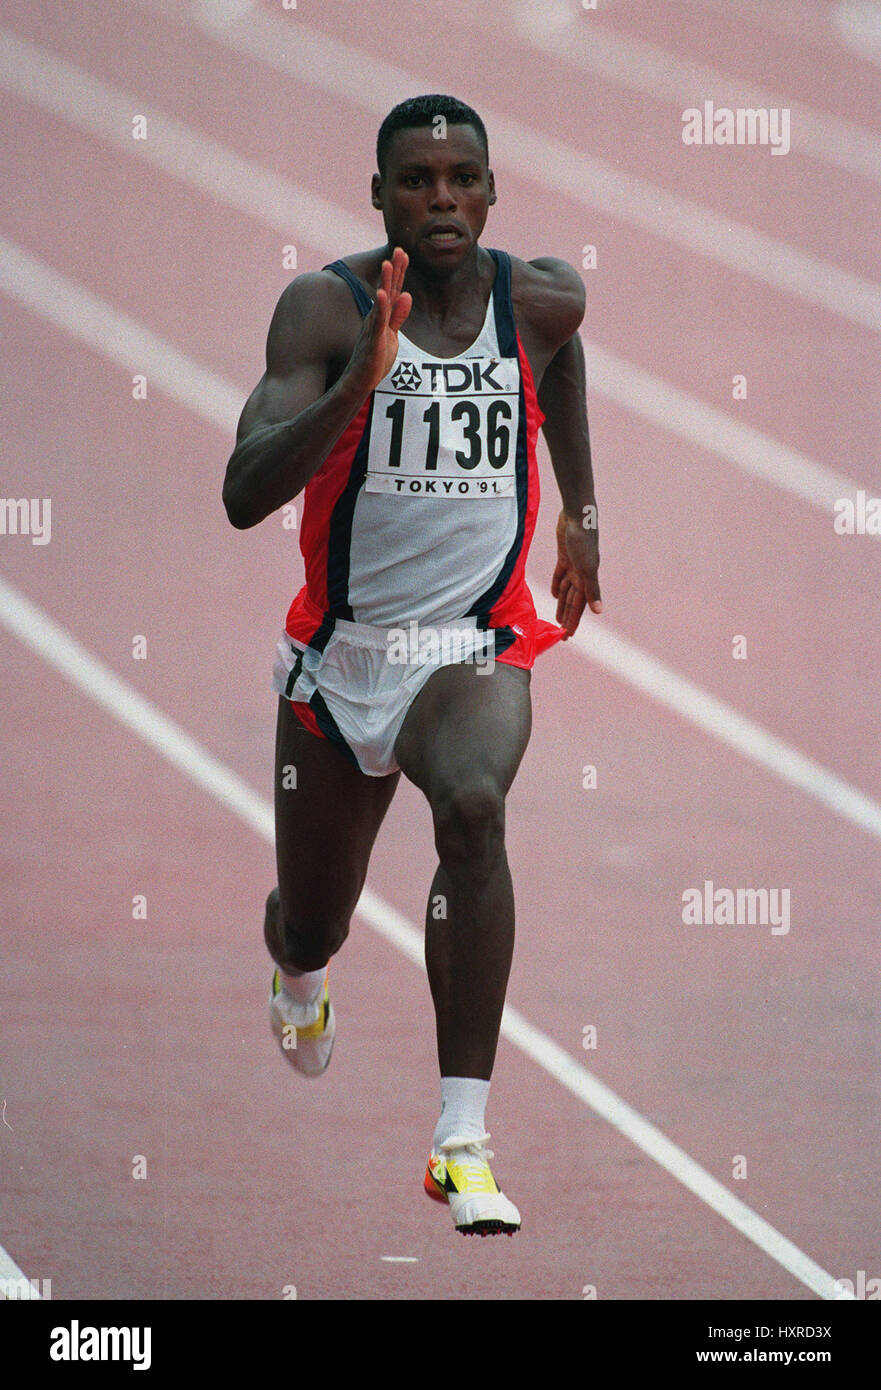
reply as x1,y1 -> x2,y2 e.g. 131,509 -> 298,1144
457,1221 -> 519,1238
424,1164 -> 521,1236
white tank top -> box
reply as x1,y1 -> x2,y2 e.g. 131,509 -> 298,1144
346,284 -> 521,626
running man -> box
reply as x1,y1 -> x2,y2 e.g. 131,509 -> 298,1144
223,95 -> 601,1236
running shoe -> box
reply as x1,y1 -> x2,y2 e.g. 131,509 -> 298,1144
424,1132 -> 521,1236
268,968 -> 335,1077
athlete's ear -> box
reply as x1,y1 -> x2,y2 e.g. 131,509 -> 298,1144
488,168 -> 497,206
371,173 -> 383,210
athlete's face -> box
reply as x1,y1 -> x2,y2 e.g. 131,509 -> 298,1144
371,124 -> 496,270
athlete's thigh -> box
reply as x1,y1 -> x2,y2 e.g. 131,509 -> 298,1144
275,696 -> 399,921
393,661 -> 532,800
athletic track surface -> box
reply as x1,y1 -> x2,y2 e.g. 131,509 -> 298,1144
1,0 -> 879,1304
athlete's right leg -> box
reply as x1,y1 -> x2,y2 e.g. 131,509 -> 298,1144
264,696 -> 400,973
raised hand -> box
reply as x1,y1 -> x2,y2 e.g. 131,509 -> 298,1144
347,247 -> 412,395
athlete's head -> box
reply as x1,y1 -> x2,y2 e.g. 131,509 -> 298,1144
372,95 -> 496,272
376,95 -> 489,177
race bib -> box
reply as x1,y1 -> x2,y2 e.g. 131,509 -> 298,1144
366,354 -> 520,499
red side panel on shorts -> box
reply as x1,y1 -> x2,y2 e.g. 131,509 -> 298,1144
288,699 -> 327,741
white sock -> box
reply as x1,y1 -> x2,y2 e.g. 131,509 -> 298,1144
278,966 -> 325,1008
432,1077 -> 490,1150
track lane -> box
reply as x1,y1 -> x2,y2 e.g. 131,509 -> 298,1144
3,0 -> 872,1301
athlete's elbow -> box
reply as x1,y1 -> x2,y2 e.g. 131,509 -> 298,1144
225,497 -> 263,529
224,502 -> 253,529
221,455 -> 255,528
222,475 -> 258,529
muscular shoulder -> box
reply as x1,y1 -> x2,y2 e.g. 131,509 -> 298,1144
509,254 -> 585,348
264,267 -> 365,375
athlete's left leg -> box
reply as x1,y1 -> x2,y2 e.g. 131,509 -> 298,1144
393,660 -> 532,1080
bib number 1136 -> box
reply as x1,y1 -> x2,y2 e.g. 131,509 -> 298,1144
365,385 -> 520,498
385,398 -> 512,472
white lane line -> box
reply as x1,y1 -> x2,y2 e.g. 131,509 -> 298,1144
3,232 -> 880,845
691,0 -> 843,52
514,0 -> 881,187
0,1247 -> 40,1300
554,613 -> 881,841
834,0 -> 881,66
193,0 -> 255,20
0,29 -> 867,524
156,0 -> 881,335
581,341 -> 861,512
0,573 -> 854,1301
0,238 -> 242,434
0,1095 -> 33,1296
0,25 -> 369,251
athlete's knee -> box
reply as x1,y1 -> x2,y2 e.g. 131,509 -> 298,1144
263,887 -> 349,971
432,779 -> 506,874
273,916 -> 350,972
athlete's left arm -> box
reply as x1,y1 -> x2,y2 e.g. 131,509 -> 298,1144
528,259 -> 602,632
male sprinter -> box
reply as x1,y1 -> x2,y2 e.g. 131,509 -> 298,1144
223,96 -> 601,1236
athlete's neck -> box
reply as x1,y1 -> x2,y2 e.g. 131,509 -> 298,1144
391,243 -> 492,324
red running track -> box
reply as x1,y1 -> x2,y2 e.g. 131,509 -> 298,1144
1,0 -> 879,1301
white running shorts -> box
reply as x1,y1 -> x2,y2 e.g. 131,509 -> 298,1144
271,616 -> 497,776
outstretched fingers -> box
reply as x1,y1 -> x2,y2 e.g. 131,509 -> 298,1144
383,247 -> 411,330
389,289 -> 412,332
390,246 -> 409,297
556,576 -> 587,635
372,286 -> 390,338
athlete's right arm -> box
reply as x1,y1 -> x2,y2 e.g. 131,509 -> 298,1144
223,252 -> 410,529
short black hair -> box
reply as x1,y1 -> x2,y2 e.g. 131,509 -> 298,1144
376,95 -> 489,177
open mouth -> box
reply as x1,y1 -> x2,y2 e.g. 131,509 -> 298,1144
425,227 -> 464,244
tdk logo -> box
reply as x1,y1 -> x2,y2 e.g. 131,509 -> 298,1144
407,361 -> 509,393
391,361 -> 422,391
389,358 -> 512,394
423,361 -> 505,392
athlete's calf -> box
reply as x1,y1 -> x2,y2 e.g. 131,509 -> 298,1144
268,695 -> 400,973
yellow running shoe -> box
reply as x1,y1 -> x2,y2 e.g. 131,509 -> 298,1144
424,1133 -> 521,1236
268,968 -> 335,1078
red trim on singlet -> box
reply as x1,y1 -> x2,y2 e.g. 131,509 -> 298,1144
284,586 -> 329,647
298,396 -> 372,615
489,333 -> 567,669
